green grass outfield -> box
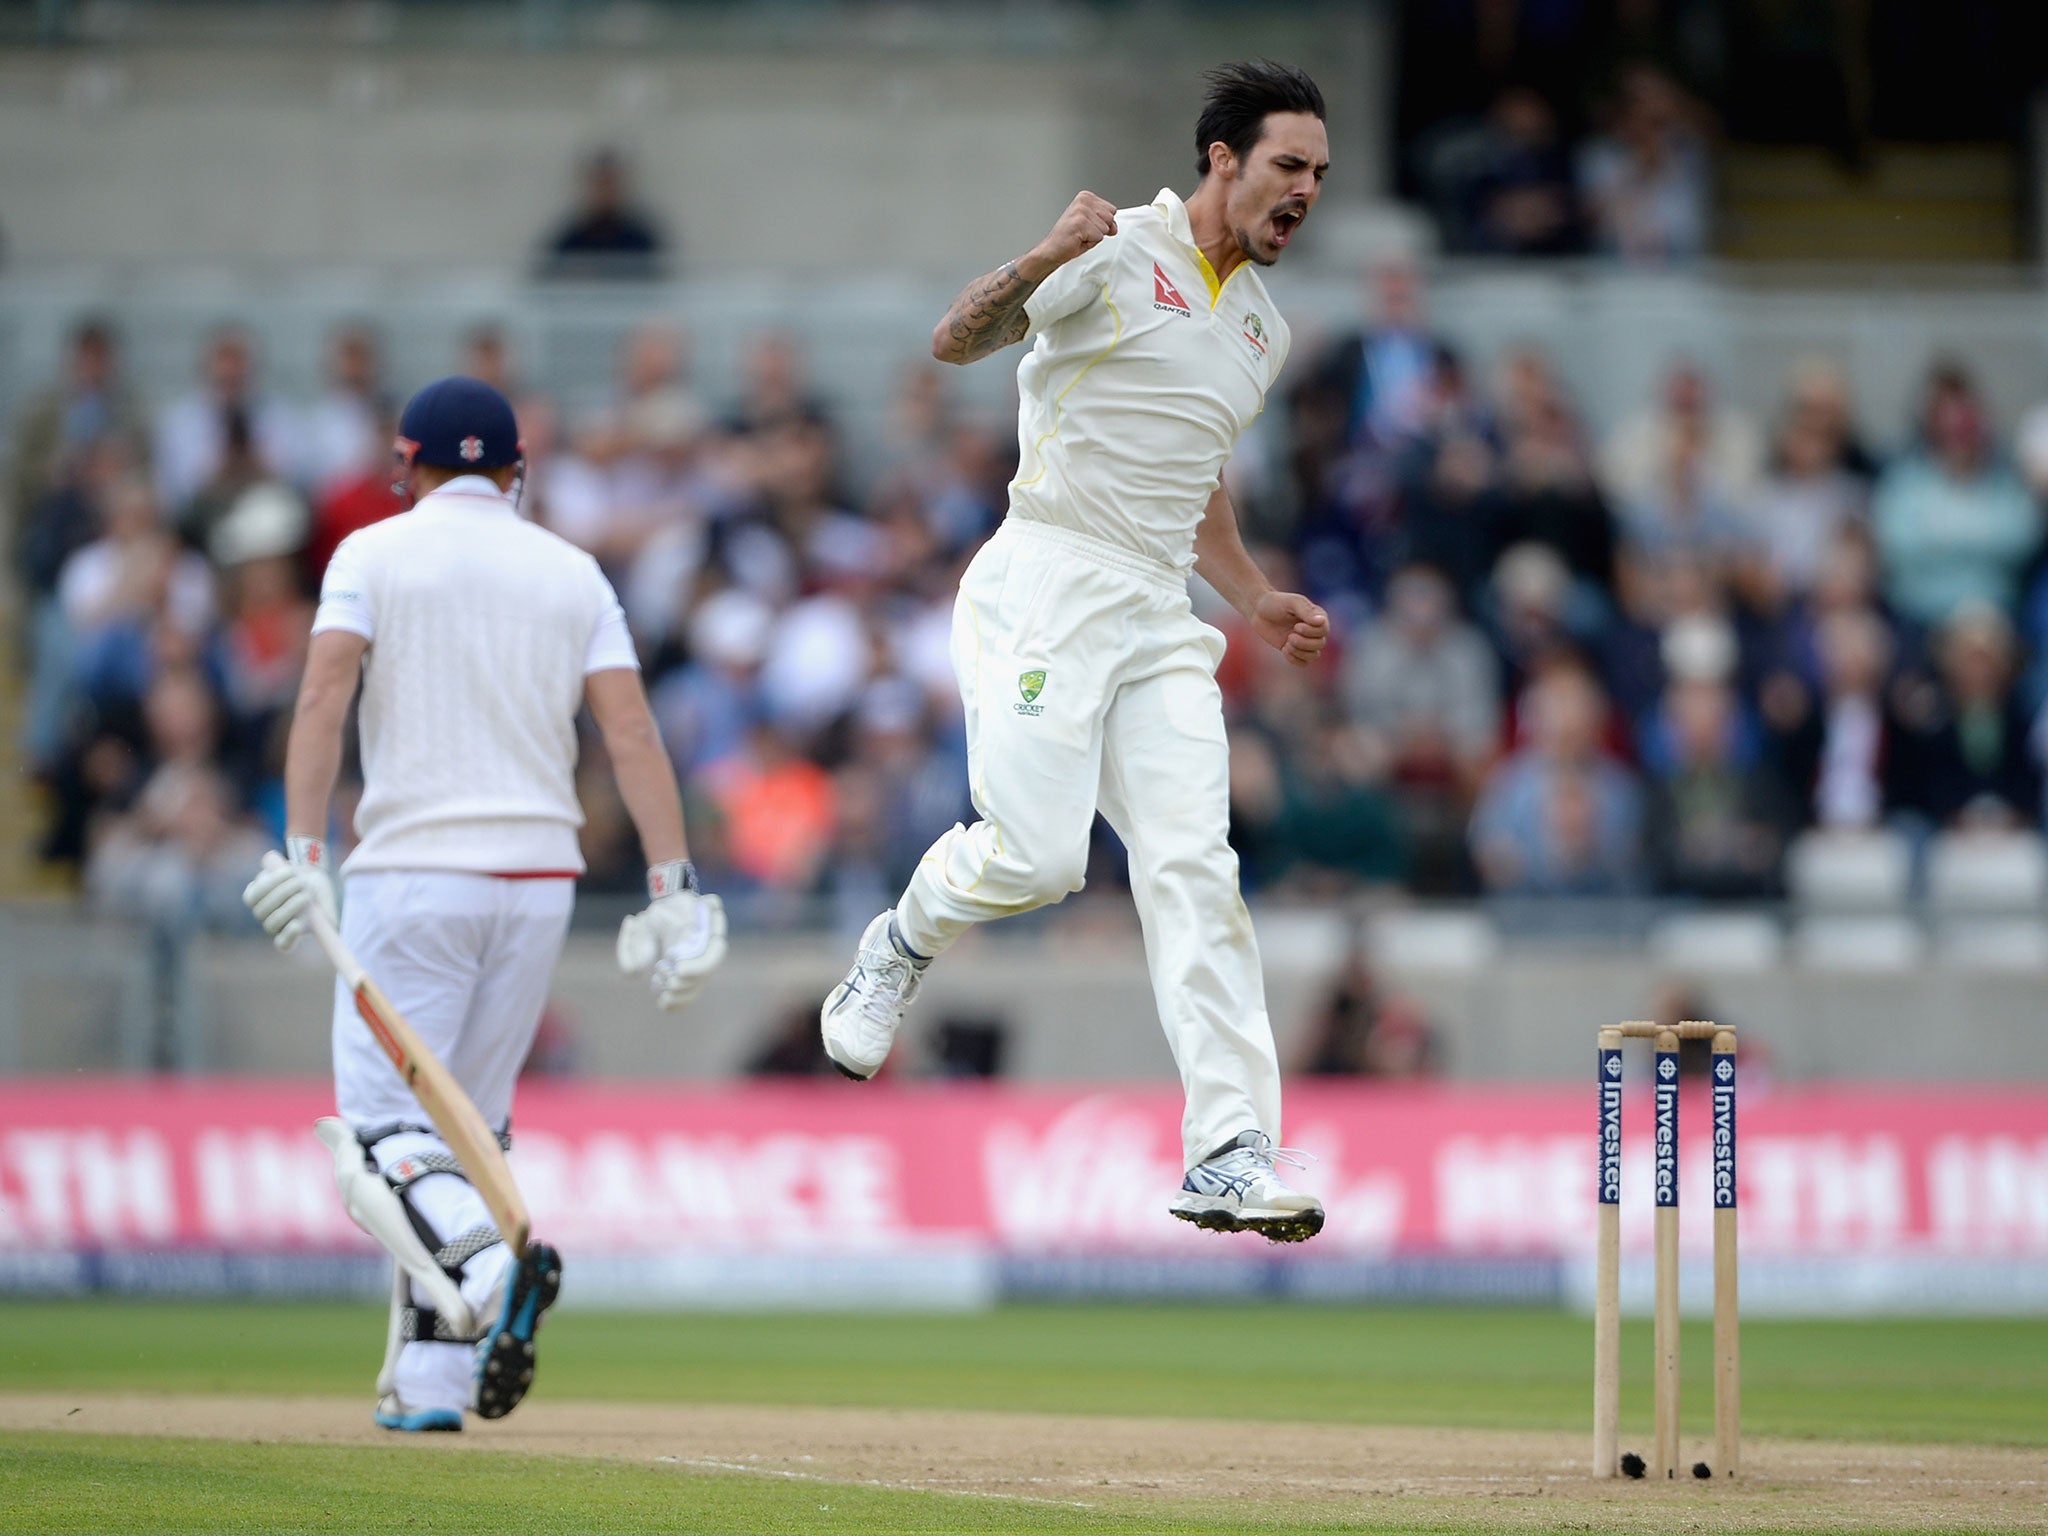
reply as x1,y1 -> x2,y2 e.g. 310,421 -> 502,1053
3,1302 -> 2045,1534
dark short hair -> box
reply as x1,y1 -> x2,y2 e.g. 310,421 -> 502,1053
1194,60 -> 1326,178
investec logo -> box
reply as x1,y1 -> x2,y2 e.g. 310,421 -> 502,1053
1712,1059 -> 1738,1208
1653,1054 -> 1679,1208
1597,1049 -> 1623,1204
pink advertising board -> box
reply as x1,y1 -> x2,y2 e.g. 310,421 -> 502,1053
3,1079 -> 2043,1270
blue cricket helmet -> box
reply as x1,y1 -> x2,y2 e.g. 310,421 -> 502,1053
395,375 -> 521,470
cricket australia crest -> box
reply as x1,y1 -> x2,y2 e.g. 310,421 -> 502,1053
1014,669 -> 1047,716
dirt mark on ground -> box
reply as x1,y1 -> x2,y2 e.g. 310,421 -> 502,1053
4,1393 -> 2043,1532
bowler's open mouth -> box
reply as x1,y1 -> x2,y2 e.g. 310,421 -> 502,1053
1270,206 -> 1305,247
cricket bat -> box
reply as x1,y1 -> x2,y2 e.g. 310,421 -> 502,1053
266,851 -> 531,1256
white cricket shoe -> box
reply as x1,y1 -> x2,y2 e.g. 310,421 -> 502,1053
819,911 -> 929,1080
1169,1130 -> 1325,1244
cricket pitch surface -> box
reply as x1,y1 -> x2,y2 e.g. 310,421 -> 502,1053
5,1391 -> 2044,1533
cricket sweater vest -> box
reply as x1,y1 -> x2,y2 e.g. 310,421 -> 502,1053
313,478 -> 638,875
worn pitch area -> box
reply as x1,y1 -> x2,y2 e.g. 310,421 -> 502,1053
3,1393 -> 2043,1533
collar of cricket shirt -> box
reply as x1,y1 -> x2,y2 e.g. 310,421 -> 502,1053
1152,185 -> 1231,309
423,475 -> 515,509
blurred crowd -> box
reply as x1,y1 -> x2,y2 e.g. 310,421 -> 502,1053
16,265 -> 2048,947
1279,263 -> 2048,902
1413,64 -> 1716,263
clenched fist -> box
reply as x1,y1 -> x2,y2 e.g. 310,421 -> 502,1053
1021,192 -> 1118,278
1252,591 -> 1330,668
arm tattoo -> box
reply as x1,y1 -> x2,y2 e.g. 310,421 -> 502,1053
938,259 -> 1039,363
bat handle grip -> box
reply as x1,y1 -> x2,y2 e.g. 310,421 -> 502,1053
262,848 -> 363,988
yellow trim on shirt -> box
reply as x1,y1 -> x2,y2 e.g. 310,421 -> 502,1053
1011,286 -> 1125,491
1193,247 -> 1257,312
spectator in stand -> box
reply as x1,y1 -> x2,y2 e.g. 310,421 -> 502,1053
1751,524 -> 1902,702
1644,672 -> 1794,899
650,587 -> 770,775
18,438 -> 141,772
1346,563 -> 1499,889
1744,385 -> 1872,600
1613,410 -> 1754,606
58,474 -> 215,715
1783,359 -> 1880,484
818,752 -> 896,932
537,147 -> 667,279
1578,64 -> 1713,264
725,335 -> 831,438
1471,664 -> 1644,894
152,327 -> 299,515
1872,364 -> 2040,629
1766,605 -> 1918,830
1402,418 -> 1505,619
10,319 -> 144,549
1601,363 -> 1763,526
1289,261 -> 1445,608
756,414 -> 869,572
1295,942 -> 1437,1078
1912,603 -> 2039,829
306,400 -> 405,579
1394,347 -> 1503,611
869,366 -> 1006,558
1484,541 -> 1582,703
1598,556 -> 1739,748
1492,350 -> 1617,599
1249,721 -> 1408,892
300,324 -> 389,495
2013,387 -> 2048,509
550,326 -> 714,570
842,676 -> 970,884
85,759 -> 267,938
1461,85 -> 1584,257
81,667 -> 265,1073
1348,564 -> 1501,785
758,565 -> 876,748
1294,258 -> 1443,461
460,323 -> 520,398
206,484 -> 314,811
613,397 -> 725,643
700,721 -> 837,902
816,679 -> 970,930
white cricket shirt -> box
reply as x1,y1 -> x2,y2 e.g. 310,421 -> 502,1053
313,476 -> 638,875
1012,186 -> 1292,572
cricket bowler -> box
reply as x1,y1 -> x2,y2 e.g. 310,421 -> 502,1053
243,377 -> 727,1429
821,62 -> 1333,1241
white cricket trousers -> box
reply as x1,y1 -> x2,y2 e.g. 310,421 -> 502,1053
333,870 -> 573,1134
896,516 -> 1282,1168
333,870 -> 572,1413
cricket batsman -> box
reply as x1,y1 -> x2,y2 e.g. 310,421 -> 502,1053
243,377 -> 726,1430
821,62 -> 1332,1241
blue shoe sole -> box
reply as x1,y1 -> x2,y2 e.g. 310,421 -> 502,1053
472,1241 -> 562,1420
375,1406 -> 462,1432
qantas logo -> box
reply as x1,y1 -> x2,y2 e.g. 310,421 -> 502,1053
1152,263 -> 1192,317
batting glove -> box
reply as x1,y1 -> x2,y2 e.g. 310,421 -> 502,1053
616,860 -> 727,1011
242,835 -> 339,954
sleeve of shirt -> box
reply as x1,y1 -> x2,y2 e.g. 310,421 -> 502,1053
583,566 -> 640,675
1024,235 -> 1118,336
311,534 -> 375,640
